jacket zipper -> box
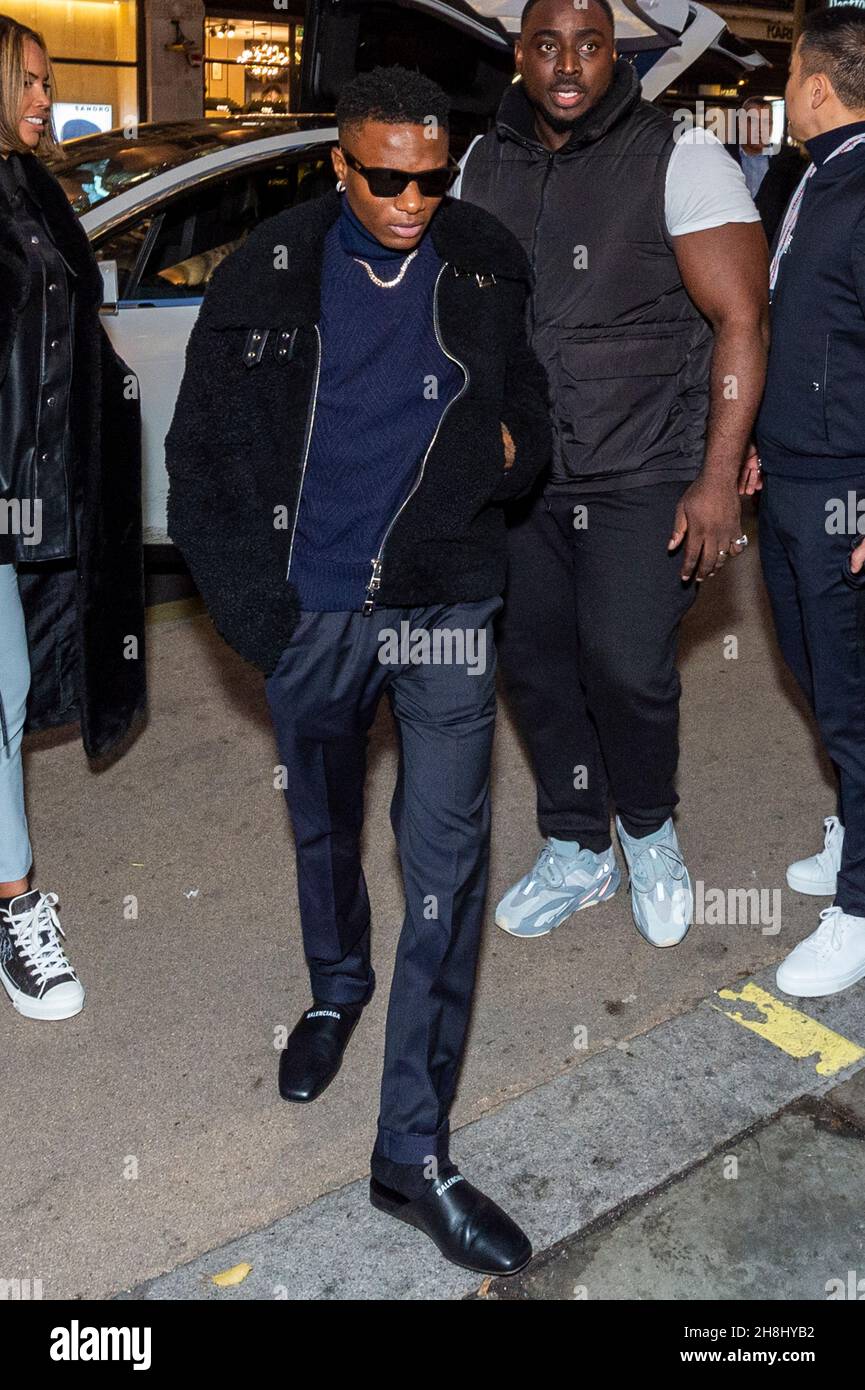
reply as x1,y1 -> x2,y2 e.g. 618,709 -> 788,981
528,151 -> 555,340
286,323 -> 322,581
361,261 -> 471,616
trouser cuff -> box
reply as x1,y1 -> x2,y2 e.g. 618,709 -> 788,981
539,822 -> 612,854
374,1120 -> 450,1166
616,812 -> 673,840
834,894 -> 865,922
308,968 -> 375,1009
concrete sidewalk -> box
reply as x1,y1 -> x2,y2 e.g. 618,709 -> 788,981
486,1081 -> 865,1302
2,515 -> 855,1300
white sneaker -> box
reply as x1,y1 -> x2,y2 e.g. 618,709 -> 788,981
0,890 -> 84,1020
776,905 -> 865,998
786,815 -> 844,896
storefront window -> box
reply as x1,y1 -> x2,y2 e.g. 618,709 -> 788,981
204,17 -> 303,116
4,0 -> 138,137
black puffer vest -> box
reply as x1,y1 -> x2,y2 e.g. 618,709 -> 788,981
460,61 -> 713,490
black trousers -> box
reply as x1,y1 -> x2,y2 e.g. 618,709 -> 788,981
759,473 -> 865,917
497,482 -> 697,852
265,599 -> 501,1165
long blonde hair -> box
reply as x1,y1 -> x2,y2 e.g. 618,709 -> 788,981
0,13 -> 59,157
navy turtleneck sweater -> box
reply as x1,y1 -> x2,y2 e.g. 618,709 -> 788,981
288,194 -> 463,611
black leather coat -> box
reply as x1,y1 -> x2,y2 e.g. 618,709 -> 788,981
0,151 -> 75,563
0,151 -> 146,758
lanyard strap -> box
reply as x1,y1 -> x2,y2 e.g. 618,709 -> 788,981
769,133 -> 865,294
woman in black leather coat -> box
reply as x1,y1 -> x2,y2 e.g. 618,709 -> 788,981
0,15 -> 146,1021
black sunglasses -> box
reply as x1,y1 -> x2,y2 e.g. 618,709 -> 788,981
340,147 -> 459,199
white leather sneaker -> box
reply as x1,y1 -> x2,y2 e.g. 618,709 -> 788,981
786,816 -> 844,896
776,905 -> 865,998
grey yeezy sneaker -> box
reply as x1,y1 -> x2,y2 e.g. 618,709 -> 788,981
615,817 -> 692,947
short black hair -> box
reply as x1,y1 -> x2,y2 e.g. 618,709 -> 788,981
336,65 -> 450,139
520,0 -> 615,35
799,4 -> 865,111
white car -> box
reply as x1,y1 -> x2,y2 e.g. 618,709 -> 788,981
50,118 -> 338,548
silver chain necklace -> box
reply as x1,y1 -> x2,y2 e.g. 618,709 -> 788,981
352,248 -> 419,289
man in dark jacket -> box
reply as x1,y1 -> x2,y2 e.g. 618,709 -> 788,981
726,97 -> 810,244
166,67 -> 551,1275
457,0 -> 769,948
752,6 -> 865,1000
754,141 -> 810,245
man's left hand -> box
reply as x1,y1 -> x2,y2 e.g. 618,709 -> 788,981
668,476 -> 744,582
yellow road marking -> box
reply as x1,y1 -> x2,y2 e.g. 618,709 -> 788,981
713,982 -> 865,1077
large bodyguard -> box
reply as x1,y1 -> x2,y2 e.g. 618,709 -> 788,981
458,0 -> 770,946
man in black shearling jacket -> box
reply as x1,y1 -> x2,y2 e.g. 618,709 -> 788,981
166,67 -> 551,1276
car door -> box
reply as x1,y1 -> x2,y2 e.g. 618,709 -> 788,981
94,150 -> 333,546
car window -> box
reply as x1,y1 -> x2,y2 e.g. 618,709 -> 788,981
49,120 -> 336,215
95,216 -> 156,299
95,155 -> 332,302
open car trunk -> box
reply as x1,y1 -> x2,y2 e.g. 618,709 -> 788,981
299,0 -> 516,146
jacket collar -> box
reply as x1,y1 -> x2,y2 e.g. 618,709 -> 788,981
203,188 -> 531,329
0,150 -> 26,201
0,152 -> 103,303
0,152 -> 104,397
806,117 -> 865,168
495,59 -> 641,156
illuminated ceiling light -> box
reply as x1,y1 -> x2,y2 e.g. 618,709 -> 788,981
236,41 -> 291,80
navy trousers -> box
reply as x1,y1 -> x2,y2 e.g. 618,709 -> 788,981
265,599 -> 501,1165
759,473 -> 865,917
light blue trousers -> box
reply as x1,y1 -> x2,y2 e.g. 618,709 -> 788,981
0,563 -> 32,883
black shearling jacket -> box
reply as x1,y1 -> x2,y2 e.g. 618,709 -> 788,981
165,189 -> 552,674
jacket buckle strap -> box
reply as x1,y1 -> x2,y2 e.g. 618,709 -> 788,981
276,328 -> 298,361
244,328 -> 270,366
